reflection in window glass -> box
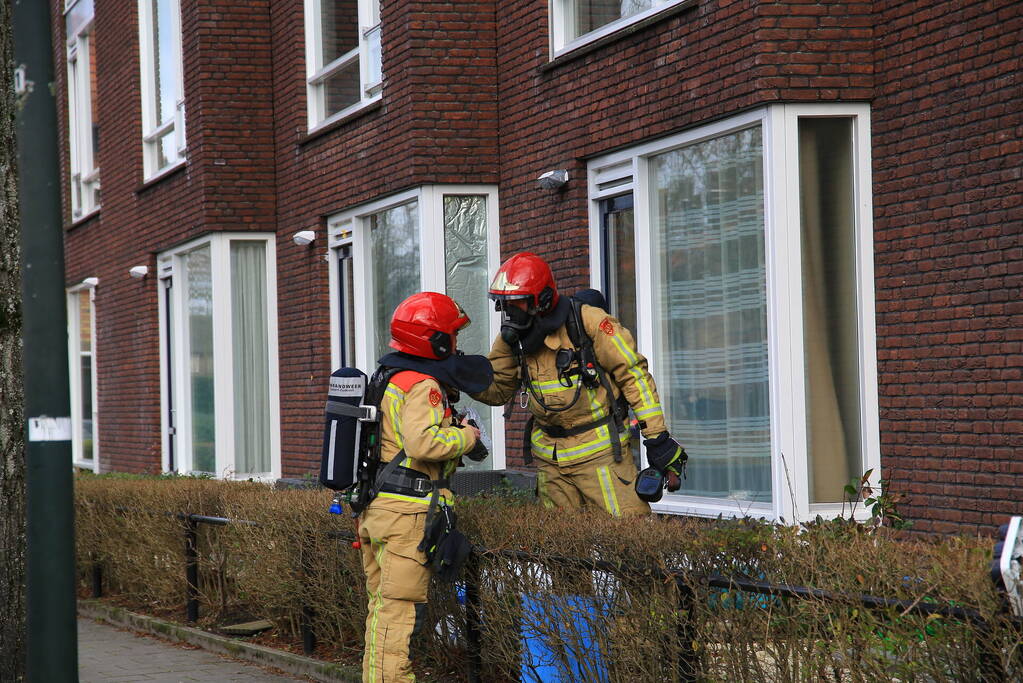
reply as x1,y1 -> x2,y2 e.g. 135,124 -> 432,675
184,246 -> 215,473
231,242 -> 271,475
319,0 -> 358,65
651,126 -> 771,502
443,195 -> 493,468
323,60 -> 362,117
799,117 -> 861,503
78,291 -> 94,460
371,203 -> 420,361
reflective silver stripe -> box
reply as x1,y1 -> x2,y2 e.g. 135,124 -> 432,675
326,420 -> 337,475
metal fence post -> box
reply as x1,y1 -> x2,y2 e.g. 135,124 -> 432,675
185,515 -> 199,623
976,619 -> 1007,683
91,557 -> 102,599
300,531 -> 317,656
675,577 -> 698,683
464,548 -> 483,683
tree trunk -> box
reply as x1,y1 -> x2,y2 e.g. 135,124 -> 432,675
0,0 -> 27,677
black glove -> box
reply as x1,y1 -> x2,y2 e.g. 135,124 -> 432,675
644,433 -> 687,491
463,438 -> 488,462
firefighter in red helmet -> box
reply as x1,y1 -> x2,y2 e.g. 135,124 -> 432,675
471,252 -> 686,516
358,291 -> 491,682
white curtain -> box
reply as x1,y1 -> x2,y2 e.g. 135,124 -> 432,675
651,126 -> 772,502
231,241 -> 271,475
371,202 -> 420,362
444,195 -> 493,469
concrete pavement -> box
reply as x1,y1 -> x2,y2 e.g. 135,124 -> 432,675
78,616 -> 310,682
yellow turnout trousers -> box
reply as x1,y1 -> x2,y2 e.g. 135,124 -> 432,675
536,447 -> 650,518
358,506 -> 430,682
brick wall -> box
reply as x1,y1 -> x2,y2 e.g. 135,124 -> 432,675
54,0 -> 1021,532
492,0 -> 874,465
269,0 -> 500,476
872,0 -> 1022,535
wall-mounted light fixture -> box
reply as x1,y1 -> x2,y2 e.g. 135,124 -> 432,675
538,169 -> 569,190
293,230 -> 316,246
81,277 -> 99,287
129,265 -> 148,279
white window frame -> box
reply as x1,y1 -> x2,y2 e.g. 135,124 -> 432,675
65,1 -> 99,219
550,0 -> 693,58
137,0 -> 186,180
587,103 -> 880,525
326,185 -> 506,468
157,234 -> 282,481
303,0 -> 382,131
68,280 -> 99,471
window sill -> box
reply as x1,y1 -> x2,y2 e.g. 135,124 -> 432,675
299,98 -> 382,147
542,0 -> 698,73
68,207 -> 101,231
135,159 -> 188,195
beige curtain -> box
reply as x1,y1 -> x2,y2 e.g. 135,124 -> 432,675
799,119 -> 861,503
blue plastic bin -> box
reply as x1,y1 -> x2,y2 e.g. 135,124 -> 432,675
519,593 -> 610,683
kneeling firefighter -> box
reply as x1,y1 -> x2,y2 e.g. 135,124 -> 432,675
471,252 -> 688,516
326,292 -> 492,682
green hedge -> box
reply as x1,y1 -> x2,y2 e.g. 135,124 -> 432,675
76,475 -> 1020,682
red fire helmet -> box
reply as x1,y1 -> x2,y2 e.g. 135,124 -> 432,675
389,291 -> 470,359
487,252 -> 559,313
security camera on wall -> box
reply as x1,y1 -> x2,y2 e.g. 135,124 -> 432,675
129,265 -> 148,279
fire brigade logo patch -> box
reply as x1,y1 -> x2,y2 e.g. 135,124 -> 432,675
599,318 -> 615,336
429,388 -> 443,407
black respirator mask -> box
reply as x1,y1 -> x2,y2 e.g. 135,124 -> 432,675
495,299 -> 535,348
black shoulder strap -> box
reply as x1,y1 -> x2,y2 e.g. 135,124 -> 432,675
565,296 -> 588,350
566,298 -> 625,463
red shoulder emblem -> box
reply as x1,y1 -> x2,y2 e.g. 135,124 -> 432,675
599,318 -> 615,336
428,388 -> 443,407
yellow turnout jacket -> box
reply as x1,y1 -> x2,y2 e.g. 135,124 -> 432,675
372,370 -> 477,514
473,304 -> 666,465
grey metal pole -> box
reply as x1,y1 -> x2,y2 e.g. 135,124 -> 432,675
13,0 -> 79,679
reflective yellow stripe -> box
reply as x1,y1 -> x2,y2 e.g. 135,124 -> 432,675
530,427 -> 629,463
597,465 -> 620,517
610,334 -> 656,409
368,539 -> 387,681
530,378 -> 575,392
376,491 -> 432,505
386,386 -> 406,449
537,470 -> 553,508
376,491 -> 456,506
586,388 -> 608,441
634,405 -> 663,419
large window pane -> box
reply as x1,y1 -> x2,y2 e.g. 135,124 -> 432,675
651,126 -> 771,502
184,246 -> 215,473
443,195 -> 493,468
602,195 -> 637,334
799,117 -> 861,503
323,60 -> 361,117
78,291 -> 94,460
151,0 -> 179,126
231,242 -> 271,475
319,0 -> 358,65
371,202 -> 420,361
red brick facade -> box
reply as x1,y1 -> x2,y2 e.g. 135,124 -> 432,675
53,0 -> 1021,534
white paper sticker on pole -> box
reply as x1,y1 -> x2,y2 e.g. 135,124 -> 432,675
28,416 -> 72,442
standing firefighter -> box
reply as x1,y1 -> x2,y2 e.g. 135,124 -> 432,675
472,252 -> 687,515
356,292 -> 491,682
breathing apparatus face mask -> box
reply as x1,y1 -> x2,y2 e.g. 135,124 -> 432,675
494,297 -> 535,348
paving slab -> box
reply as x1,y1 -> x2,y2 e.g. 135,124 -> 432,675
78,617 -> 309,682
